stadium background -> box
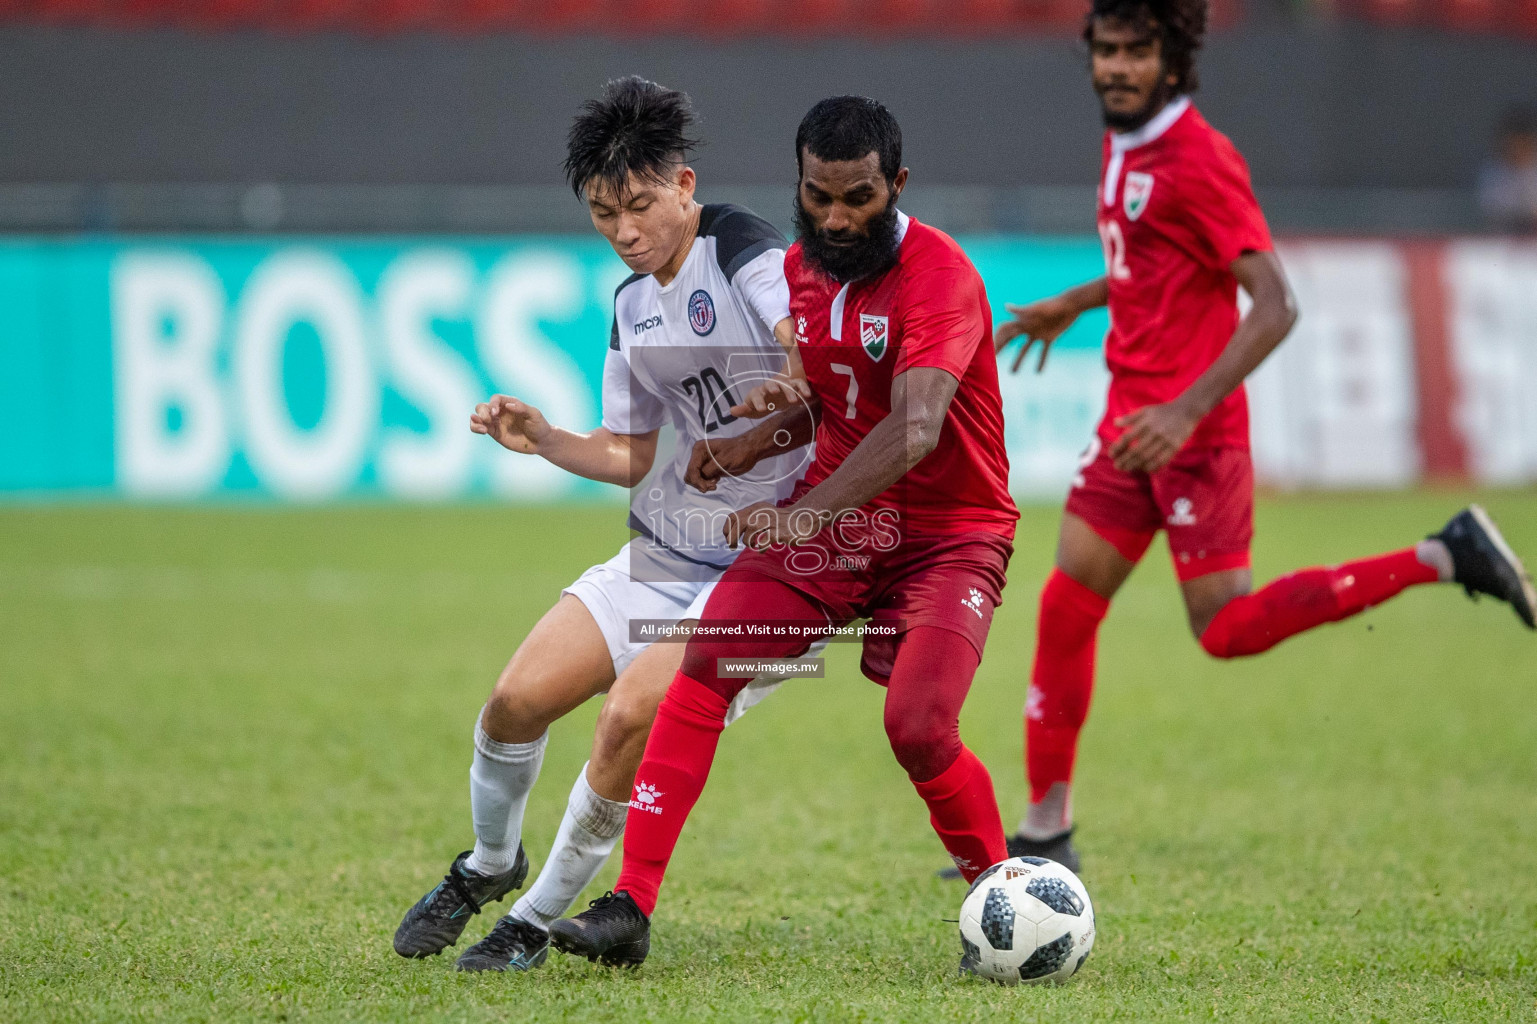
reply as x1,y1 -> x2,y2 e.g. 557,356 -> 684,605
4,5 -> 1537,1021
2,0 -> 1536,502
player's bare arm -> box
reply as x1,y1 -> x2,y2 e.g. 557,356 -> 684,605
773,311 -> 810,382
1109,250 -> 1296,472
684,400 -> 816,493
725,366 -> 959,550
995,277 -> 1110,373
684,316 -> 817,492
728,317 -> 815,419
471,394 -> 659,487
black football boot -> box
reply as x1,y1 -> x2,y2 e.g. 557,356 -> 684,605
1432,505 -> 1535,630
1006,828 -> 1081,874
393,847 -> 528,958
547,891 -> 650,967
939,828 -> 1081,879
455,915 -> 550,972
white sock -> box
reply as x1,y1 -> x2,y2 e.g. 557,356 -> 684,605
465,712 -> 547,877
1019,782 -> 1073,841
1416,538 -> 1455,582
508,762 -> 627,931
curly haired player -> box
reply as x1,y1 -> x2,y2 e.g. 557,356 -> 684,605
982,0 -> 1535,876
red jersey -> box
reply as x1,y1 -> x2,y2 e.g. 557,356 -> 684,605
1097,97 -> 1273,449
784,214 -> 1018,538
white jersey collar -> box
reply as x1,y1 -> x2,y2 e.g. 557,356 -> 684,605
895,209 -> 911,245
653,234 -> 703,294
1110,95 -> 1191,153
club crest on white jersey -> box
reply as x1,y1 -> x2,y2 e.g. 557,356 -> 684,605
688,289 -> 716,336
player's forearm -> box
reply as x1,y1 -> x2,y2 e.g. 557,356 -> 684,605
1060,277 -> 1110,314
539,427 -> 651,487
1175,261 -> 1298,420
794,368 -> 956,520
1175,301 -> 1296,420
790,413 -> 922,522
722,404 -> 817,472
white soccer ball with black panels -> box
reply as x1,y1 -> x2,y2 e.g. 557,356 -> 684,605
958,856 -> 1095,985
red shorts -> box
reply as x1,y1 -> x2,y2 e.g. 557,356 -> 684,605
725,523 -> 1013,682
1064,439 -> 1253,582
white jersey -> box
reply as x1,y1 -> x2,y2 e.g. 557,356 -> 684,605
603,204 -> 810,576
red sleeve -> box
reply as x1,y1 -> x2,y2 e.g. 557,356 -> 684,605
1168,137 -> 1272,272
894,257 -> 987,381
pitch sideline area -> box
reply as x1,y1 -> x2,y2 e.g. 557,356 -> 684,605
2,494 -> 1533,1022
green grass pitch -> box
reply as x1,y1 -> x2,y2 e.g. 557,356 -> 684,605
2,493 -> 1535,1022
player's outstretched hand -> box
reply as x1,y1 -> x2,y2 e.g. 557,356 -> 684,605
470,394 -> 551,455
723,501 -> 823,550
995,299 -> 1079,374
730,375 -> 813,419
1110,402 -> 1199,474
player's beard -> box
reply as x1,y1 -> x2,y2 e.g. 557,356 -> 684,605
794,192 -> 902,284
1098,78 -> 1176,132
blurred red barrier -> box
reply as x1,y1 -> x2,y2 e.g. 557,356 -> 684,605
1339,0 -> 1537,34
1403,240 -> 1467,480
184,0 -> 279,29
285,0 -> 365,31
0,0 -> 1244,35
31,0 -> 113,22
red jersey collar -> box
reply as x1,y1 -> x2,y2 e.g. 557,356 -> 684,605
1109,95 -> 1192,153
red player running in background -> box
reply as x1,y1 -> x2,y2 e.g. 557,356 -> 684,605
983,0 -> 1536,876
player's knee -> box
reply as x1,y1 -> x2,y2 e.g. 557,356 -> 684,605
594,682 -> 659,754
1197,613 -> 1246,659
883,709 -> 959,781
1038,569 -> 1112,645
483,675 -> 560,741
679,640 -> 742,700
1193,594 -> 1251,659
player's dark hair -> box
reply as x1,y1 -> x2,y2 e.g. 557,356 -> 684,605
564,76 -> 700,201
795,96 -> 903,184
1085,0 -> 1206,94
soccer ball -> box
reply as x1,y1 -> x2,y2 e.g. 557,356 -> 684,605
958,857 -> 1095,985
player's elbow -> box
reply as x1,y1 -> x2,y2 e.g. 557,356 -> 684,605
1254,276 -> 1299,341
904,414 -> 944,465
616,449 -> 656,488
1275,288 -> 1300,338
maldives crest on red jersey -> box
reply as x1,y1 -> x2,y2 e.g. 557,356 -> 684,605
1123,171 -> 1155,221
859,313 -> 889,361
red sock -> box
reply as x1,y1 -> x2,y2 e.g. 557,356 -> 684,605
912,746 -> 1008,881
614,673 -> 729,917
1200,547 -> 1440,659
1026,569 -> 1110,804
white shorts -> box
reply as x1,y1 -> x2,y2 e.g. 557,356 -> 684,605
563,540 -> 817,725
